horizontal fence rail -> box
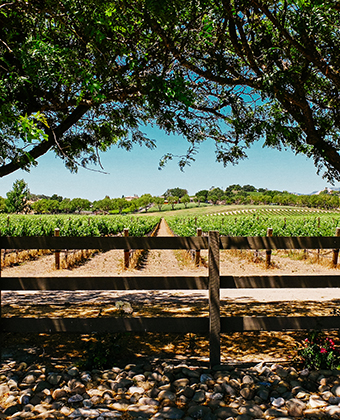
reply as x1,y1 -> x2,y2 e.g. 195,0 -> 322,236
3,274 -> 340,291
1,231 -> 340,366
3,235 -> 340,250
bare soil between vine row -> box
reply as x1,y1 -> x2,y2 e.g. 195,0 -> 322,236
2,219 -> 340,366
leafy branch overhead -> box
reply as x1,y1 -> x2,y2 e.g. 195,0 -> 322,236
1,0 -> 340,182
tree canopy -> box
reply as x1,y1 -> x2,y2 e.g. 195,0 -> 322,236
0,0 -> 214,176
5,179 -> 30,213
1,0 -> 340,182
146,0 -> 340,182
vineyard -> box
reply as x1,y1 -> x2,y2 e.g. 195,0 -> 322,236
0,215 -> 161,269
166,210 -> 340,237
2,209 -> 340,238
0,214 -> 160,237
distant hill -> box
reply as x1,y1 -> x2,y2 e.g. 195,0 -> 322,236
310,187 -> 340,195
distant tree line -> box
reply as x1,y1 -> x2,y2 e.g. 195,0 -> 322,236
194,185 -> 340,210
1,181 -> 339,214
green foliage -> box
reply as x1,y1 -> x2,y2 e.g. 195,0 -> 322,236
31,199 -> 60,214
0,196 -> 6,213
0,0 -> 226,177
166,211 -> 340,237
5,179 -> 30,213
0,214 -> 160,237
296,331 -> 340,370
153,196 -> 165,211
78,333 -> 130,370
139,194 -> 153,212
195,190 -> 209,204
111,198 -> 129,214
167,195 -> 178,210
164,187 -> 188,198
181,194 -> 190,208
2,1 -> 340,180
147,0 -> 340,182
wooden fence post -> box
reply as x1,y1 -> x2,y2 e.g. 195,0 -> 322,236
195,228 -> 202,267
332,227 -> 340,267
266,228 -> 273,268
0,245 -> 2,360
124,228 -> 129,269
54,228 -> 60,270
209,230 -> 220,367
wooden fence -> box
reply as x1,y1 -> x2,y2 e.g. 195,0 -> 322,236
1,233 -> 340,366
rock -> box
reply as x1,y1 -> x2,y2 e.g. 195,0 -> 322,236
0,384 -> 10,397
158,390 -> 176,401
271,397 -> 285,408
242,375 -> 254,384
173,378 -> 190,389
276,367 -> 289,378
264,408 -> 288,417
215,406 -> 238,418
192,390 -> 206,403
222,384 -> 237,396
34,380 -> 52,393
67,367 -> 79,377
52,388 -> 68,400
210,393 -> 223,400
240,386 -> 255,400
303,408 -> 326,418
307,395 -> 328,409
110,402 -> 130,411
257,388 -> 269,401
325,405 -> 340,417
127,404 -> 158,417
83,398 -> 93,408
22,374 -> 36,385
129,386 -> 145,394
81,372 -> 92,383
238,404 -> 264,418
4,404 -> 22,416
200,374 -> 213,384
69,408 -> 100,418
47,373 -> 62,385
158,407 -> 184,419
101,412 -> 123,418
332,384 -> 340,397
139,397 -> 159,406
183,386 -> 195,398
187,405 -> 212,418
182,368 -> 200,379
68,393 -> 84,403
286,398 -> 306,417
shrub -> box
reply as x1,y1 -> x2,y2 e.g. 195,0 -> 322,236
297,331 -> 340,370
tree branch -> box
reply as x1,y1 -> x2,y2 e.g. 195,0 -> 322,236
146,14 -> 259,89
249,0 -> 340,88
0,104 -> 90,177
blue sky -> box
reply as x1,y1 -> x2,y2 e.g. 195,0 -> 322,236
0,127 -> 339,201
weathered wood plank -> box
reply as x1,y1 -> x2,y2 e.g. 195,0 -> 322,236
3,315 -> 340,334
2,235 -> 340,250
3,274 -> 340,291
209,231 -> 220,367
1,276 -> 209,291
220,236 -> 340,250
0,236 -> 209,250
1,317 -> 209,333
220,316 -> 340,332
220,275 -> 340,289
